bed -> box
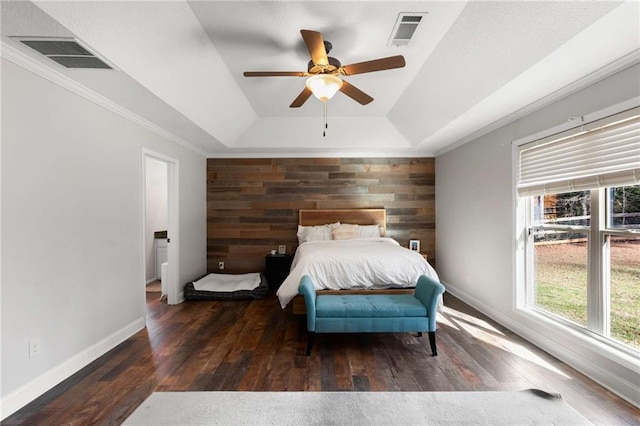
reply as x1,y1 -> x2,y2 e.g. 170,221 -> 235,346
276,209 -> 440,314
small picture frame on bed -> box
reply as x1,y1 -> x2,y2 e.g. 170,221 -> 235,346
278,244 -> 287,255
409,240 -> 420,252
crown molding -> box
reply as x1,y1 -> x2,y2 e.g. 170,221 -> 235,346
205,149 -> 437,159
1,40 -> 207,157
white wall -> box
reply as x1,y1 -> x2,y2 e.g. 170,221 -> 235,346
0,58 -> 206,417
144,158 -> 167,282
436,63 -> 640,406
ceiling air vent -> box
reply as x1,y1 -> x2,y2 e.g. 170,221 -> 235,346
388,13 -> 427,47
13,37 -> 113,69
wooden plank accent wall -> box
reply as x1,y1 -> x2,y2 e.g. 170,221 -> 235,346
207,158 -> 435,274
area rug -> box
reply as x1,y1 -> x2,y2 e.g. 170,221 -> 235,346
123,389 -> 591,425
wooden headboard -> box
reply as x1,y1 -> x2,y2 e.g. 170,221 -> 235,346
298,209 -> 386,237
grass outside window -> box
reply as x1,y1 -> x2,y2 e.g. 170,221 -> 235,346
534,240 -> 640,350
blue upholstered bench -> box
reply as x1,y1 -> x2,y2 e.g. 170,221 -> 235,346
298,275 -> 445,356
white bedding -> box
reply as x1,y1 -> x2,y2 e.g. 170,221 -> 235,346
193,273 -> 261,292
276,238 -> 441,309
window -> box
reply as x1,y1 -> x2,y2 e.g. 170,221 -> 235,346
529,191 -> 591,328
607,185 -> 640,347
526,187 -> 639,350
518,107 -> 640,352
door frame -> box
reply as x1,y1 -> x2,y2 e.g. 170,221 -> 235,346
141,148 -> 180,309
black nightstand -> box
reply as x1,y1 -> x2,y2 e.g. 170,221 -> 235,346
265,254 -> 294,290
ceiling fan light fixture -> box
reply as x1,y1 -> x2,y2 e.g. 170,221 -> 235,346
305,74 -> 343,102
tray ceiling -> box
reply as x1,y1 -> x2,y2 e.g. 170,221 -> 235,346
2,1 -> 638,157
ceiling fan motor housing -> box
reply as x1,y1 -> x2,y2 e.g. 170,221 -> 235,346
307,56 -> 342,74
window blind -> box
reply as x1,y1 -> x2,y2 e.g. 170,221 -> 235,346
518,107 -> 640,196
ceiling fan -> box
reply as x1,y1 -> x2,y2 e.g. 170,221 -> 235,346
244,29 -> 406,108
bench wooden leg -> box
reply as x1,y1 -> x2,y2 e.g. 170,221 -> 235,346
428,331 -> 437,356
305,332 -> 315,357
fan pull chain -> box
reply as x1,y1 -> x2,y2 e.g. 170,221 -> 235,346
323,101 -> 328,137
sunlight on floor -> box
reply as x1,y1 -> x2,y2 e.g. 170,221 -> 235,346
442,306 -> 570,378
443,308 -> 505,335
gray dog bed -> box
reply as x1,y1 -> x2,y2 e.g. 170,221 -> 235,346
184,272 -> 268,300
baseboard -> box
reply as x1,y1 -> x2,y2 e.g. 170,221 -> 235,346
146,277 -> 159,285
0,317 -> 146,420
442,281 -> 640,409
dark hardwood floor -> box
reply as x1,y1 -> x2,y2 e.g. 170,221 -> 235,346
3,291 -> 639,425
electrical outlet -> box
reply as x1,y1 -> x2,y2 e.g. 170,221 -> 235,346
218,261 -> 224,270
29,339 -> 41,359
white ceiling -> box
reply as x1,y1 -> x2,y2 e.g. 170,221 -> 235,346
2,1 -> 639,157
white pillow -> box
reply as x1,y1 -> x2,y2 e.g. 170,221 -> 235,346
297,222 -> 340,244
358,224 -> 381,238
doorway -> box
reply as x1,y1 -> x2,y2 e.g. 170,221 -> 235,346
142,148 -> 179,313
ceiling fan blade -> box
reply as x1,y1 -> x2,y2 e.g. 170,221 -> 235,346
244,71 -> 306,77
339,80 -> 373,105
341,55 -> 406,76
290,87 -> 313,108
300,29 -> 328,66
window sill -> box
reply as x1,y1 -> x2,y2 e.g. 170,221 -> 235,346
515,306 -> 640,371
